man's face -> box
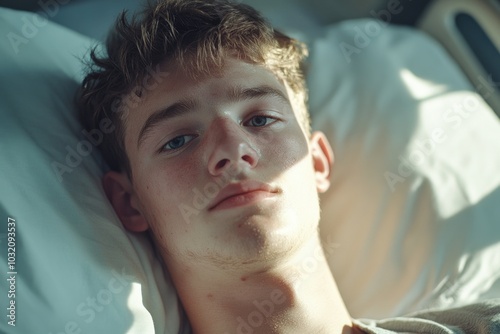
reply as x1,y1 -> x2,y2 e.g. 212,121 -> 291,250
117,57 -> 331,269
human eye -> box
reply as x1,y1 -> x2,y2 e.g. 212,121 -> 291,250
245,115 -> 278,127
160,134 -> 196,152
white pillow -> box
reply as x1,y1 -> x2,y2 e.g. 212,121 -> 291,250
309,20 -> 500,319
0,8 -> 180,334
40,0 -> 145,41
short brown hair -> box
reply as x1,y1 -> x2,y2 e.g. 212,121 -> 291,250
77,0 -> 309,177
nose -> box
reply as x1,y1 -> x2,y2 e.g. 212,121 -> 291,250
206,118 -> 260,176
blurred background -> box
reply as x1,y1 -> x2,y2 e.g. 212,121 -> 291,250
0,0 -> 435,30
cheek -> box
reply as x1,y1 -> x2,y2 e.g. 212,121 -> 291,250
135,164 -> 201,254
268,126 -> 319,209
136,156 -> 200,223
265,127 -> 309,172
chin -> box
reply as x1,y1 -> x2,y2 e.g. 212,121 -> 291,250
221,211 -> 317,263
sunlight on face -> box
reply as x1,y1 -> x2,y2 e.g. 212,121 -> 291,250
123,58 -> 322,270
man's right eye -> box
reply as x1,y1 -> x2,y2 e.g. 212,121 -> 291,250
161,135 -> 196,152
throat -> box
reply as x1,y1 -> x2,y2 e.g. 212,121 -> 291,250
182,240 -> 355,334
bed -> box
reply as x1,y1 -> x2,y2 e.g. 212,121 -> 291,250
1,0 -> 499,333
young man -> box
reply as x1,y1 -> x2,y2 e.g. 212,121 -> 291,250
77,1 -> 500,333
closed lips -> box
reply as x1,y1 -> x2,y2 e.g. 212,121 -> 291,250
208,180 -> 279,211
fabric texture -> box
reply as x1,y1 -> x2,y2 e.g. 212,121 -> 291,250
354,299 -> 500,333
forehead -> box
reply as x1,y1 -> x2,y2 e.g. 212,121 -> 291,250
156,58 -> 286,99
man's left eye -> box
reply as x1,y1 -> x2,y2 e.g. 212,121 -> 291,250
246,116 -> 277,127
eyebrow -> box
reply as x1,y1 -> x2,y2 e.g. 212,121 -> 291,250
136,84 -> 290,148
228,85 -> 290,105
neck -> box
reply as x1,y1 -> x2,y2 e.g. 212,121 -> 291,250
167,235 -> 357,334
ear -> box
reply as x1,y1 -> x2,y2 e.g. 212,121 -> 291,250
310,131 -> 334,193
102,171 -> 149,232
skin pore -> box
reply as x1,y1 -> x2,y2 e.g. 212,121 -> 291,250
103,57 -> 361,333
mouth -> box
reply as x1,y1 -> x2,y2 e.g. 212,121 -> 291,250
208,180 -> 279,211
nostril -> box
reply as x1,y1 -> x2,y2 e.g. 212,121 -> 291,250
242,155 -> 254,165
216,159 -> 229,170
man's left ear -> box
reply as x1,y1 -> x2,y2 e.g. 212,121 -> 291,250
310,131 -> 334,193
